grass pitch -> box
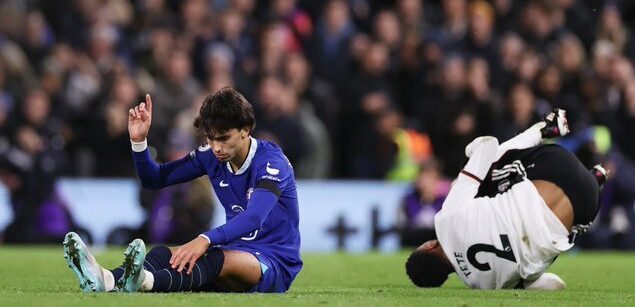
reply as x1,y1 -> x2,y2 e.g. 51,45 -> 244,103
0,246 -> 633,306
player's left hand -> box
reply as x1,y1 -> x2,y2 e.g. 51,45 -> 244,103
169,236 -> 210,274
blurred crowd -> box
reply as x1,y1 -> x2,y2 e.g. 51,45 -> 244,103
0,0 -> 634,247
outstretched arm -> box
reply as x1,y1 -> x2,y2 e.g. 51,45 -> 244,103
131,148 -> 205,189
128,94 -> 205,189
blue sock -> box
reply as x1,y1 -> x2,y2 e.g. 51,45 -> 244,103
147,246 -> 225,292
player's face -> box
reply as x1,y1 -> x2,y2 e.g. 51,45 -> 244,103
206,128 -> 250,162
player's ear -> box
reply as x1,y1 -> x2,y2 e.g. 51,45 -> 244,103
241,128 -> 249,138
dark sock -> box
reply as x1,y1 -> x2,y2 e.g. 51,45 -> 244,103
151,248 -> 225,292
110,266 -> 125,281
110,245 -> 172,282
143,245 -> 172,273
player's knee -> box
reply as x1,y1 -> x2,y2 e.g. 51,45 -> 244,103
203,248 -> 225,276
146,245 -> 172,264
216,250 -> 264,291
405,249 -> 449,288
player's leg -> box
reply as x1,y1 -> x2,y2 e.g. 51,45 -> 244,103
118,244 -> 261,293
115,240 -> 215,292
213,250 -> 262,292
116,239 -> 148,292
106,241 -> 166,292
63,232 -> 116,292
150,248 -> 261,292
493,108 -> 569,161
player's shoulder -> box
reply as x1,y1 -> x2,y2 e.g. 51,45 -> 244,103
253,139 -> 293,178
189,144 -> 219,167
190,143 -> 213,158
255,139 -> 283,155
254,139 -> 287,161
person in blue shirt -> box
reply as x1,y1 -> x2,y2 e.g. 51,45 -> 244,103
63,88 -> 302,293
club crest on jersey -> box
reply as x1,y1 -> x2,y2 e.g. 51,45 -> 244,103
497,179 -> 510,192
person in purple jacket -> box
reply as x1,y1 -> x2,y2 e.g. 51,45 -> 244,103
63,87 -> 302,293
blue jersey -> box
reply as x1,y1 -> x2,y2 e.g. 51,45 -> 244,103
132,137 -> 302,291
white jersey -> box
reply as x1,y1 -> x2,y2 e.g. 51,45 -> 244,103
434,176 -> 573,289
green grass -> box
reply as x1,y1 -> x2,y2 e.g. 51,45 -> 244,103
0,247 -> 633,306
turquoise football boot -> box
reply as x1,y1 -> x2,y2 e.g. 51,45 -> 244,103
116,238 -> 147,292
63,232 -> 107,292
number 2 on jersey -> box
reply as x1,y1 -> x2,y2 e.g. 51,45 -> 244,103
467,234 -> 517,271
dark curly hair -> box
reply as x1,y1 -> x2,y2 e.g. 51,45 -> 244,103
194,87 -> 256,136
405,249 -> 450,287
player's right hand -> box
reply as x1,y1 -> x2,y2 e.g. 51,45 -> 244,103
128,94 -> 153,142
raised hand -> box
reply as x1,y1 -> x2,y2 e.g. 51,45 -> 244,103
128,94 -> 153,142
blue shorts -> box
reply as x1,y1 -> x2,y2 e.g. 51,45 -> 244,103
214,246 -> 289,293
249,251 -> 288,293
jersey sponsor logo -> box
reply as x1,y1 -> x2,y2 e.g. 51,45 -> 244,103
467,234 -> 517,271
246,187 -> 254,200
266,162 -> 280,175
260,174 -> 282,182
219,180 -> 229,187
230,204 -> 260,241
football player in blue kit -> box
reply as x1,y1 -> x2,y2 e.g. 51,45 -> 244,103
63,88 -> 302,293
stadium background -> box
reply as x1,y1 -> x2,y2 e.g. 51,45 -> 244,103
0,0 -> 635,292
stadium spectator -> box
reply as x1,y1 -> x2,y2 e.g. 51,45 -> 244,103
1,89 -> 74,243
152,49 -> 202,152
497,83 -> 544,141
397,158 -> 450,247
253,75 -> 310,168
90,75 -> 140,177
283,51 -> 340,144
309,0 -> 355,87
277,84 -> 331,178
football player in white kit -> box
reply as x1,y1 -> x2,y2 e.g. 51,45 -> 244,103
405,109 -> 608,290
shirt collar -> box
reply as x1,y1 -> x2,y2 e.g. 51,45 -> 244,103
226,137 -> 257,175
